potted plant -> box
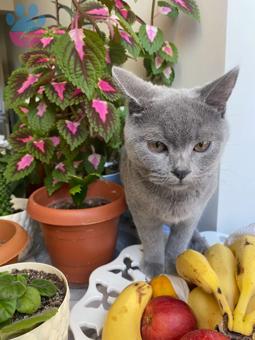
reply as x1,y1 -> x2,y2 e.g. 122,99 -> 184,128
0,261 -> 70,340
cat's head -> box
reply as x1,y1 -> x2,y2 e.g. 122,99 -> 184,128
112,67 -> 239,187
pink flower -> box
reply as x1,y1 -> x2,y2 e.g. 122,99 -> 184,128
55,162 -> 65,173
52,82 -> 66,101
146,25 -> 158,43
98,79 -> 116,93
119,31 -> 132,45
65,120 -> 80,135
17,74 -> 39,94
92,99 -> 108,123
50,136 -> 60,146
88,152 -> 101,170
40,37 -> 54,48
69,28 -> 85,61
36,102 -> 47,117
33,140 -> 45,153
16,154 -> 34,171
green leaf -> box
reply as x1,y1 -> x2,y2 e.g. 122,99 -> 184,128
17,286 -> 41,314
27,102 -> 55,135
30,279 -> 57,297
0,299 -> 16,323
161,65 -> 175,85
27,138 -> 54,164
57,119 -> 88,151
116,13 -> 142,48
138,24 -> 164,55
4,153 -> 36,183
4,68 -> 39,109
44,175 -> 62,196
16,275 -> 27,286
69,174 -> 100,207
0,308 -> 58,339
109,38 -> 128,65
158,1 -> 179,18
168,0 -> 200,20
98,0 -> 114,10
86,100 -> 118,142
54,33 -> 97,99
0,276 -> 26,300
158,41 -> 178,63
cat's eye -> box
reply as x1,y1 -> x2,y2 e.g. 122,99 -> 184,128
193,141 -> 211,153
147,141 -> 168,153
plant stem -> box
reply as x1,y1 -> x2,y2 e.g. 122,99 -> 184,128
55,0 -> 60,25
150,0 -> 156,25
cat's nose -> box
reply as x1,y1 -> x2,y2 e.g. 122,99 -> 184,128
171,169 -> 191,180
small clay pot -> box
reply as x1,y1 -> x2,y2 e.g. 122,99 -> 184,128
0,220 -> 29,265
27,180 -> 126,284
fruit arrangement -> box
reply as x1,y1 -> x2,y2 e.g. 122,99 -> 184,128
102,234 -> 255,339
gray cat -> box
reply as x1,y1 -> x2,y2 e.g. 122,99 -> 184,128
112,66 -> 239,278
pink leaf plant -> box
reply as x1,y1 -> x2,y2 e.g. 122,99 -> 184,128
16,154 -> 34,171
92,99 -> 108,123
17,74 -> 39,94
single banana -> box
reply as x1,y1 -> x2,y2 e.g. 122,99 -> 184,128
228,235 -> 255,335
188,287 -> 222,330
102,281 -> 152,340
176,249 -> 233,330
205,243 -> 239,311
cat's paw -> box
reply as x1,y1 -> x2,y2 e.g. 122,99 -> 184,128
165,259 -> 178,275
141,261 -> 164,279
189,232 -> 209,254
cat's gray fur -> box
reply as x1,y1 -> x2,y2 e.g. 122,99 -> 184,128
112,66 -> 239,278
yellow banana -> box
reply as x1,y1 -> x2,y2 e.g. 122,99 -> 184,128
176,249 -> 233,330
188,287 -> 222,330
205,243 -> 239,311
102,281 -> 152,340
228,235 -> 255,335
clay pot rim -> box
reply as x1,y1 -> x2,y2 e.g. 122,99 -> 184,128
27,180 -> 127,226
0,220 -> 29,265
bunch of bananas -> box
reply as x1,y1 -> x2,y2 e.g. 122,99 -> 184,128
176,234 -> 255,337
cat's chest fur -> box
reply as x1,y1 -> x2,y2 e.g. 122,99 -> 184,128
120,148 -> 217,224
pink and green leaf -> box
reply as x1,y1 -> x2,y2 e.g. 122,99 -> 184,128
21,50 -> 52,69
158,1 -> 179,18
86,100 -> 118,142
27,102 -> 55,134
57,119 -> 88,151
4,69 -> 39,108
69,28 -> 85,61
97,76 -> 121,101
44,175 -> 62,196
138,24 -> 164,55
161,65 -> 175,85
4,153 -> 36,182
27,138 -> 54,164
8,129 -> 33,151
168,0 -> 200,20
159,41 -> 178,63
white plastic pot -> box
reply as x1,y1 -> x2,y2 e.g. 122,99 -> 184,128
0,262 -> 70,340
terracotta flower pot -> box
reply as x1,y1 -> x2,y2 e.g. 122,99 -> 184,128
27,180 -> 126,284
0,220 -> 29,265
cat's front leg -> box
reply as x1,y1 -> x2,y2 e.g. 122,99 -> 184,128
165,218 -> 198,274
131,211 -> 165,278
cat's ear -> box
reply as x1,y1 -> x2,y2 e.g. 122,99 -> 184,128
198,67 -> 239,116
112,67 -> 153,115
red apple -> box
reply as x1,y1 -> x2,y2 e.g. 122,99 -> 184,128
141,296 -> 197,340
180,329 -> 230,339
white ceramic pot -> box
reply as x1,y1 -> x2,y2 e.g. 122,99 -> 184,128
0,262 -> 70,340
0,211 -> 40,260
